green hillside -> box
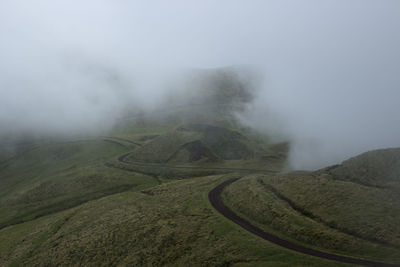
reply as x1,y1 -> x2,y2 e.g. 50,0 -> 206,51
326,148 -> 400,189
127,123 -> 269,163
0,139 -> 158,230
0,174 -> 344,267
223,148 -> 400,264
0,69 -> 399,266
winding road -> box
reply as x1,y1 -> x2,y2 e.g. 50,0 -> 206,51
107,137 -> 399,266
208,178 -> 399,267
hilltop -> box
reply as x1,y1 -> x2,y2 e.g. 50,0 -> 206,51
0,68 -> 399,266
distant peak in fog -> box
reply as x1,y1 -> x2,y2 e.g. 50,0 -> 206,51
1,0 -> 400,169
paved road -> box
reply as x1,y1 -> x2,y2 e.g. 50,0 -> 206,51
113,149 -> 399,266
208,178 -> 399,267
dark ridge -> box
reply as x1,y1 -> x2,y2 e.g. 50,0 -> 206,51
118,153 -> 131,162
166,140 -> 219,163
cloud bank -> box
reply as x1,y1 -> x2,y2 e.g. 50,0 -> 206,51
1,0 -> 400,169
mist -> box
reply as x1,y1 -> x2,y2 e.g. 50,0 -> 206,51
1,0 -> 400,169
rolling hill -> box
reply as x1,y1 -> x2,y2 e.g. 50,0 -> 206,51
0,68 -> 399,266
223,148 -> 400,265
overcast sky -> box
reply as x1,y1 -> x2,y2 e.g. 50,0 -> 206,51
1,0 -> 400,169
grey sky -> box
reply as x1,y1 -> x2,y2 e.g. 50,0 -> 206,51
1,0 -> 400,169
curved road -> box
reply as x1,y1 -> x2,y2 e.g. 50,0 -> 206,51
208,178 -> 399,267
111,147 -> 399,266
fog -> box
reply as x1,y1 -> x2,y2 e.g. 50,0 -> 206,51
1,0 -> 400,169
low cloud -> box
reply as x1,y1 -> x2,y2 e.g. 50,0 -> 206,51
1,0 -> 400,169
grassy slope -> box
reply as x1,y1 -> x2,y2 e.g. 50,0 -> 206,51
0,174 -> 344,266
264,173 -> 400,247
128,128 -> 203,163
1,92 -> 398,266
124,123 -> 286,170
328,148 -> 400,189
0,140 -> 158,229
0,69 -> 338,265
110,122 -> 174,143
223,173 -> 400,264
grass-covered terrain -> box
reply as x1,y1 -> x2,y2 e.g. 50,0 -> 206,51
0,174 -> 346,266
1,124 -> 399,266
1,69 -> 399,266
123,123 -> 286,169
223,149 -> 400,265
326,148 -> 400,189
0,139 -> 158,230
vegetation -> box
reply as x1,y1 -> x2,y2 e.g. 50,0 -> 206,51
223,149 -> 400,265
0,174 -> 344,266
0,139 -> 157,229
0,71 -> 399,266
326,148 -> 400,189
